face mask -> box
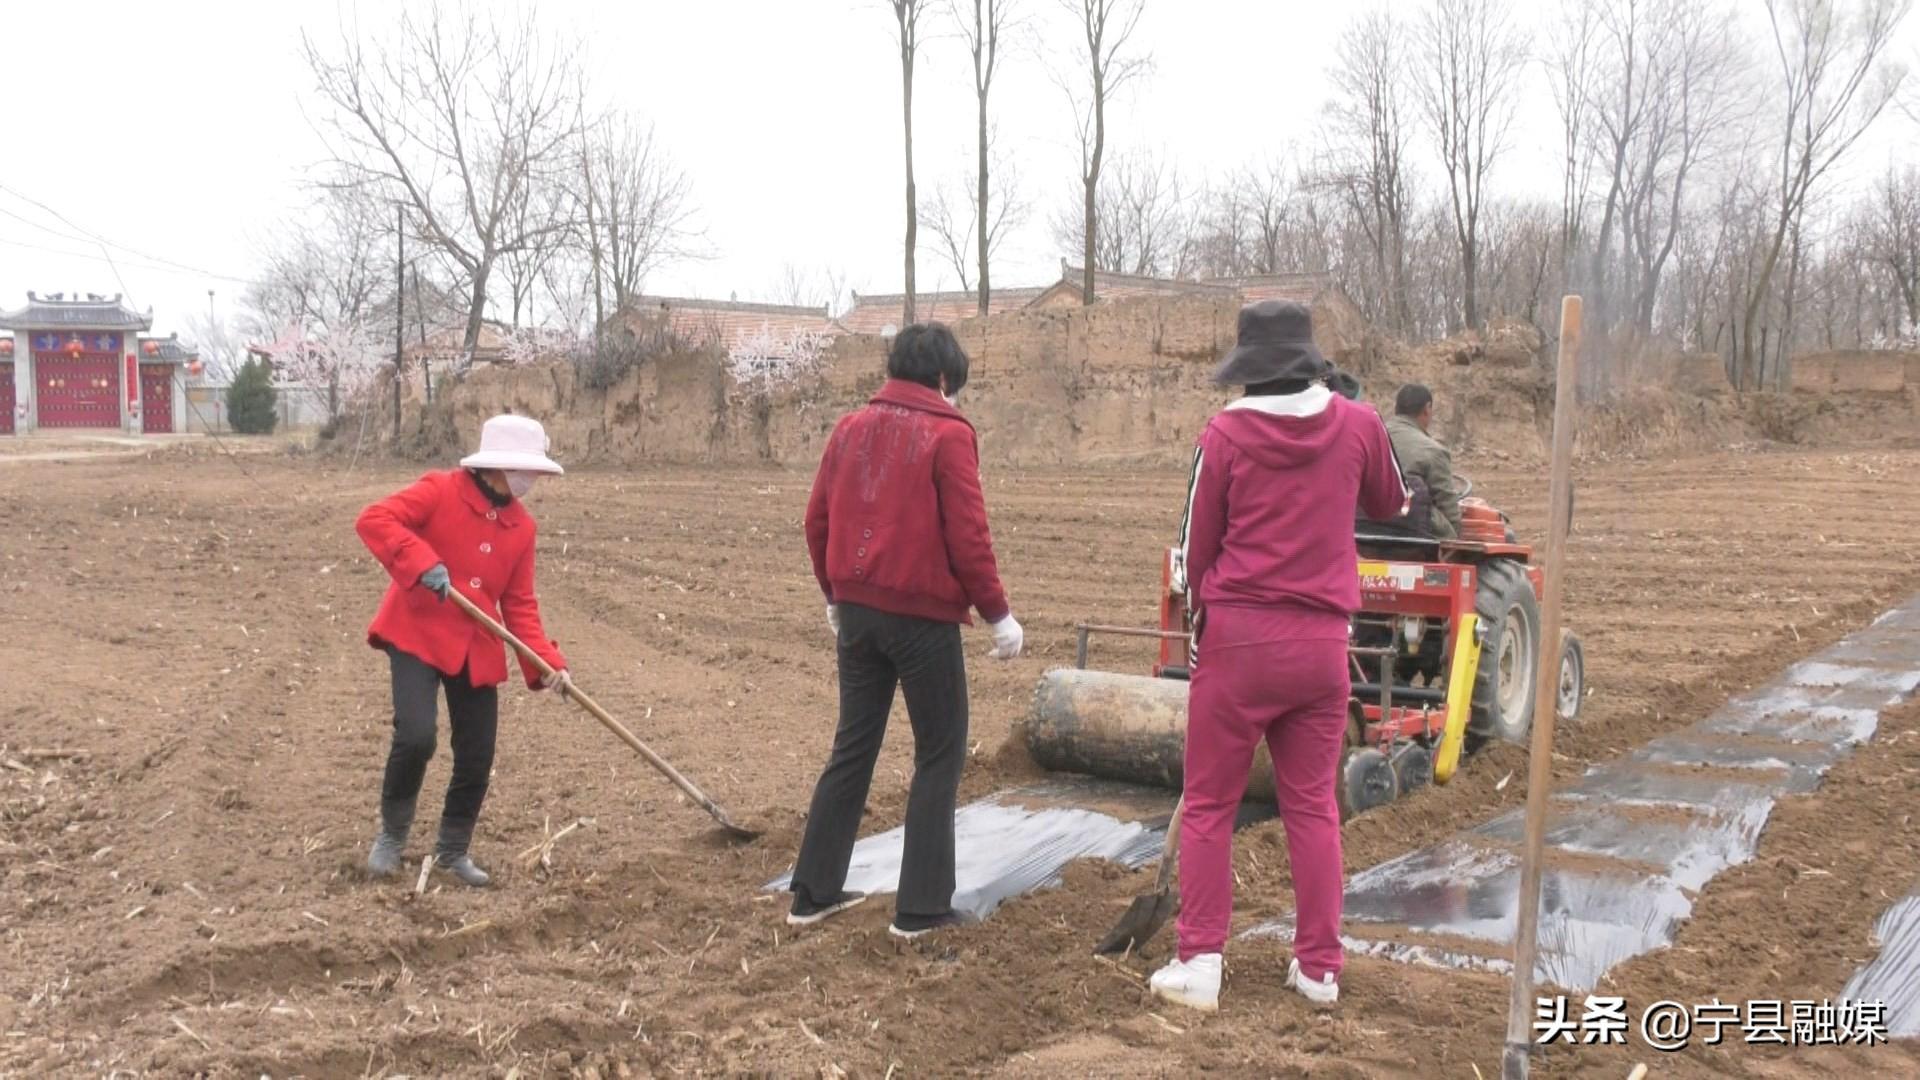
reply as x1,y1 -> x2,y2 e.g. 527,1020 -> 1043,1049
506,472 -> 538,499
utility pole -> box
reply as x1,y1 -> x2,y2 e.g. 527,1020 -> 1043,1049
415,267 -> 431,406
394,204 -> 404,444
208,289 -> 222,431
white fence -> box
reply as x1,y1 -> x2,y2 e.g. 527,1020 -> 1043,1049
183,382 -> 331,433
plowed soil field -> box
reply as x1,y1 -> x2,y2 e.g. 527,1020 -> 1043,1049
3,444 -> 1919,1077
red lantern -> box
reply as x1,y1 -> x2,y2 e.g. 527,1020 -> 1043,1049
0,338 -> 12,357
143,340 -> 160,356
65,336 -> 84,357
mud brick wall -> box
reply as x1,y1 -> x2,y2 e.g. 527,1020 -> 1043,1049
1790,351 -> 1918,395
375,300 -> 1919,469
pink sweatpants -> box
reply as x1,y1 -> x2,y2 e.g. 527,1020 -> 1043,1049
1176,607 -> 1349,980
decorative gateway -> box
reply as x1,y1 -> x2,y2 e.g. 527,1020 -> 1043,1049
33,333 -> 122,429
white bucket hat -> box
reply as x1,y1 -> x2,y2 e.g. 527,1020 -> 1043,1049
460,414 -> 565,475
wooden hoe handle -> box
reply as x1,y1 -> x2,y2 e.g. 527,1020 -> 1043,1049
444,589 -> 729,818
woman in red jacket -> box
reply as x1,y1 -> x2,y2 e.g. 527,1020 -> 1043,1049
1150,302 -> 1409,1012
788,324 -> 1023,939
355,414 -> 571,887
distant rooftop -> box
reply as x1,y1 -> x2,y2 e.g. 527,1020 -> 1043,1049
616,295 -> 844,357
138,333 -> 200,363
0,291 -> 154,331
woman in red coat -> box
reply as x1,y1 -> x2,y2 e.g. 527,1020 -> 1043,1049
788,324 -> 1023,939
355,414 -> 570,886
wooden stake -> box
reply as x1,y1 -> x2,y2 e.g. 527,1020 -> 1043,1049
414,855 -> 433,896
1502,295 -> 1583,1080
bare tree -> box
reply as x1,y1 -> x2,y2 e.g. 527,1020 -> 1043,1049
953,0 -> 1021,314
920,144 -> 1032,295
1738,0 -> 1911,388
891,1 -> 927,324
1417,0 -> 1530,331
1620,1 -> 1748,338
772,264 -> 853,315
1059,0 -> 1150,304
499,172 -> 568,328
1865,165 -> 1920,331
1549,0 -> 1604,280
242,183 -> 394,420
303,2 -> 583,353
1184,160 -> 1302,278
576,111 -> 695,325
1051,148 -> 1186,277
1325,10 -> 1415,334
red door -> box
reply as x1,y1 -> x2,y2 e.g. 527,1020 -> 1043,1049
35,352 -> 121,428
140,366 -> 174,434
0,364 -> 13,435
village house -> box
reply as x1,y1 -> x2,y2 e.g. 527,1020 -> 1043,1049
837,288 -> 1047,336
612,295 -> 844,359
837,263 -> 1364,344
0,292 -> 200,435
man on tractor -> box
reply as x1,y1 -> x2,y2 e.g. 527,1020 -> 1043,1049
1385,384 -> 1462,540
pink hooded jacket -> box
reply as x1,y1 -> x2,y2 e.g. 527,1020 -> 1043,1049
1178,385 -> 1410,643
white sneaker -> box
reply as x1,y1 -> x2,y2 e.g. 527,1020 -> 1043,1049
1150,953 -> 1222,1012
1286,958 -> 1339,1005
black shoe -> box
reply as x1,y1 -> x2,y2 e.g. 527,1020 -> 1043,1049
787,889 -> 868,927
889,911 -> 968,940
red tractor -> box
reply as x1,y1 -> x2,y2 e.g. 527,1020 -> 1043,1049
1060,487 -> 1584,820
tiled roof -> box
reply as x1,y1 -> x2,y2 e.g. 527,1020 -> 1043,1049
137,334 -> 199,363
1049,266 -> 1238,303
1212,272 -> 1341,305
402,322 -> 512,362
1032,267 -> 1348,309
0,291 -> 153,331
618,296 -> 843,356
838,288 -> 1045,335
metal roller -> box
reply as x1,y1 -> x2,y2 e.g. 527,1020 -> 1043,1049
1024,668 -> 1278,803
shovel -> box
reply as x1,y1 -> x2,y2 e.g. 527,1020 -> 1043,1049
1093,796 -> 1184,955
446,590 -> 761,841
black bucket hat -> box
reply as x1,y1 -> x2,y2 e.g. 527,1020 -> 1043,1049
1211,300 -> 1332,386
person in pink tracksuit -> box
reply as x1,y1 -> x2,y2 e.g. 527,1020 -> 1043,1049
1151,300 -> 1409,1012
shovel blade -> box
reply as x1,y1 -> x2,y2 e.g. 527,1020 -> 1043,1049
1092,888 -> 1178,956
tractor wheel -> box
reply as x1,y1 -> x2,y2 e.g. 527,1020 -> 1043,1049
1390,743 -> 1433,795
1556,632 -> 1586,721
1469,559 -> 1541,745
1337,747 -> 1398,822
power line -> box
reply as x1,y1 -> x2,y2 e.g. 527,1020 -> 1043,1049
0,234 -> 255,286
0,182 -> 253,286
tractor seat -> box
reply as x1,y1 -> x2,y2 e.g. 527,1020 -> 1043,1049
1356,518 -> 1442,561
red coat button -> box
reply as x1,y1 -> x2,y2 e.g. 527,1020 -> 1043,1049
469,577 -> 482,589
480,542 -> 492,554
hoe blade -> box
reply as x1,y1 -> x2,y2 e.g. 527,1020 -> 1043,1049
1093,887 -> 1178,956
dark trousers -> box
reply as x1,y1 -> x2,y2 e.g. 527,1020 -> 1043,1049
381,647 -> 500,830
791,603 -> 969,917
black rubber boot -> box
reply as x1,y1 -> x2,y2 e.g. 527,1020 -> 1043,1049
366,798 -> 415,877
434,821 -> 491,887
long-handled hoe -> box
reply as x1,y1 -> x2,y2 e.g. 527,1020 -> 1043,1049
448,590 -> 761,841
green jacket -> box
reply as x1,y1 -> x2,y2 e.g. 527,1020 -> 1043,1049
1385,414 -> 1462,539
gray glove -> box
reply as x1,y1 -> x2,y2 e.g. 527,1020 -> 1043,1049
419,564 -> 451,602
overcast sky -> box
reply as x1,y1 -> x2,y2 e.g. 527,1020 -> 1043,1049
2,0 -> 1915,342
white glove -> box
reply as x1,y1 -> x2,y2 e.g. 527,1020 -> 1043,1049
988,614 -> 1024,660
827,604 -> 842,637
541,668 -> 573,698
